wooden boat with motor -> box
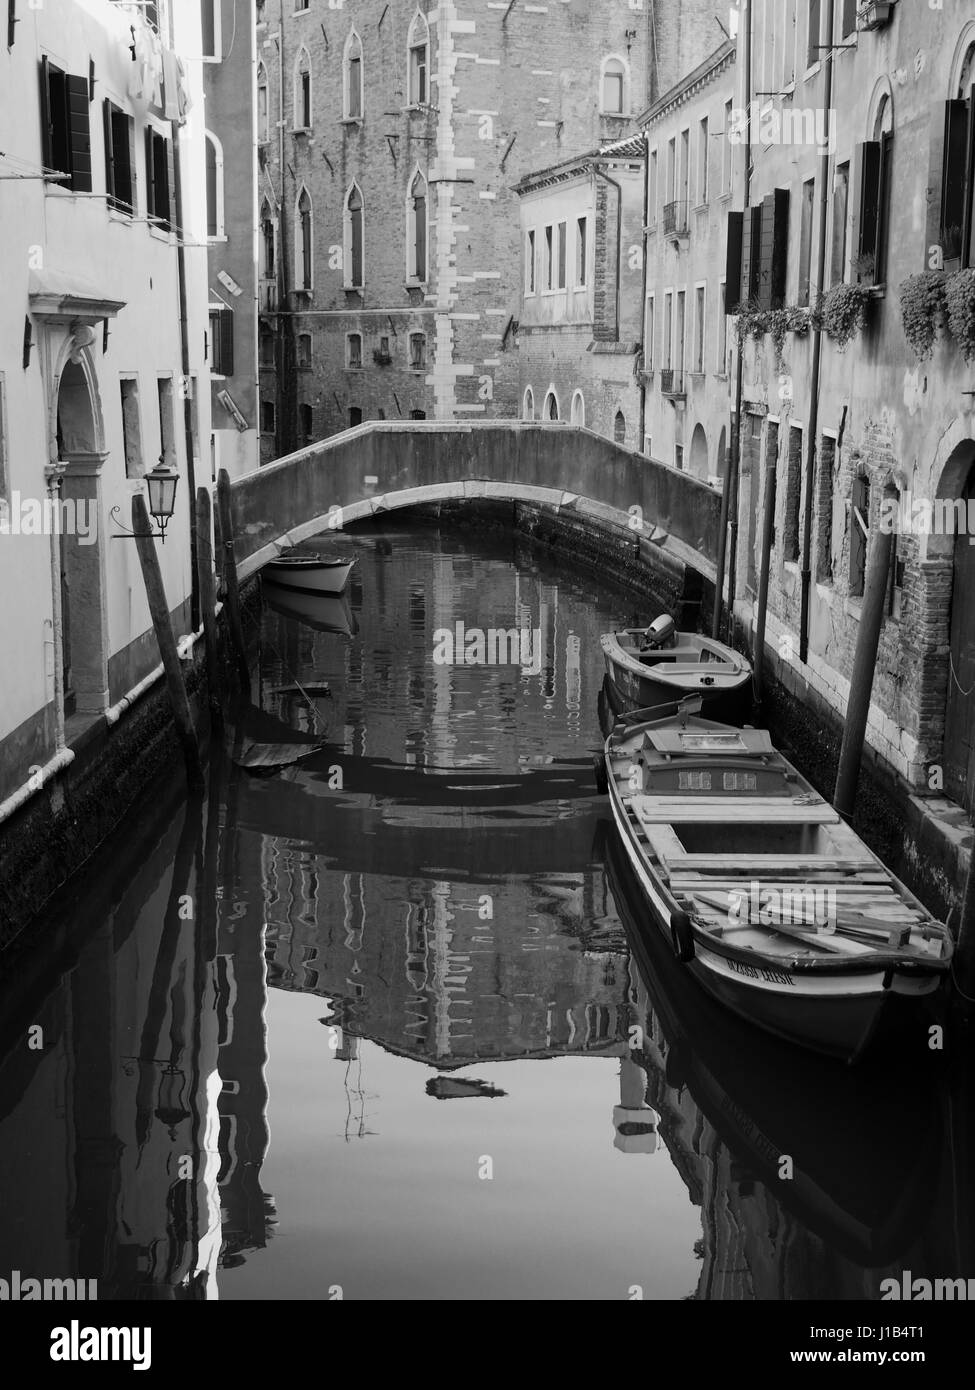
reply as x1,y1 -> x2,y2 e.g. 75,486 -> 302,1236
595,702 -> 953,1062
601,615 -> 751,715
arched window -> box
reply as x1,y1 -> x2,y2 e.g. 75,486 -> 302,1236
544,388 -> 559,421
614,410 -> 626,444
523,387 -> 535,420
257,62 -> 270,143
260,198 -> 276,278
570,390 -> 585,426
205,131 -> 224,239
858,92 -> 893,286
408,11 -> 430,106
944,33 -> 975,268
344,183 -> 364,289
296,186 -> 313,290
407,169 -> 428,282
600,56 -> 628,115
344,29 -> 363,119
294,47 -> 312,130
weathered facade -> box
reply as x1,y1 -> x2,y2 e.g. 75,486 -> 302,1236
0,0 -> 212,812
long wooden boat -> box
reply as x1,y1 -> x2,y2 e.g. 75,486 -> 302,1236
601,617 -> 750,715
597,705 -> 953,1063
263,552 -> 355,595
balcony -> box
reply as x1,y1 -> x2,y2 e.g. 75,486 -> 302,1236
659,368 -> 686,399
663,200 -> 689,240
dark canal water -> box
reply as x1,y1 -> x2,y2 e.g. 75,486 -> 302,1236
0,523 -> 970,1300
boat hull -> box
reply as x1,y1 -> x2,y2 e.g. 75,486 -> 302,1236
607,775 -> 937,1064
263,558 -> 354,595
601,631 -> 751,718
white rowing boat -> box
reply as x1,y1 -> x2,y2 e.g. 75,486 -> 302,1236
263,552 -> 355,595
601,615 -> 750,715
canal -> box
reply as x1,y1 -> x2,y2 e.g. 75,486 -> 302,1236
0,522 -> 968,1300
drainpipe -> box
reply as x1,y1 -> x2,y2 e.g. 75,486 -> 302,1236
798,0 -> 835,664
712,2 -> 750,640
275,0 -> 297,457
169,9 -> 199,629
832,482 -> 897,820
44,462 -> 67,752
595,165 -> 623,343
639,129 -> 650,452
751,421 -> 780,712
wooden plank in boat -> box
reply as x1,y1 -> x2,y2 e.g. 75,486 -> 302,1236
634,802 -> 839,825
675,854 -> 880,872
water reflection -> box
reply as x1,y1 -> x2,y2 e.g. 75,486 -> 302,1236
0,525 -> 969,1300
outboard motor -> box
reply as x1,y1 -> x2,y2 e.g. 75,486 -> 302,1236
641,614 -> 678,650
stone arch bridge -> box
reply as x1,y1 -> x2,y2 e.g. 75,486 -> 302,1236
227,421 -> 722,589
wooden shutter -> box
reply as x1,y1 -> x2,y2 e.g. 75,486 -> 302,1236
856,140 -> 881,271
103,100 -> 116,205
144,128 -> 155,218
65,74 -> 91,191
941,101 -> 969,262
166,138 -> 177,233
219,309 -> 235,377
876,131 -> 893,284
39,58 -> 54,172
114,113 -> 134,211
740,206 -> 754,305
770,187 -> 790,307
966,92 -> 975,268
725,210 -> 743,310
757,194 -> 776,307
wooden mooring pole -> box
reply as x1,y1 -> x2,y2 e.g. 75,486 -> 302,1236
832,484 -> 897,822
131,494 -> 204,794
195,486 -> 222,721
216,468 -> 250,692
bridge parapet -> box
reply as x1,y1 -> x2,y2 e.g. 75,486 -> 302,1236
227,422 -> 722,582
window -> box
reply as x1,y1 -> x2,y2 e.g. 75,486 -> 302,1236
798,177 -> 815,305
408,11 -> 430,105
40,58 -> 92,192
645,294 -> 654,371
261,201 -> 276,277
526,229 -> 536,294
663,291 -> 673,366
261,400 -> 275,433
601,57 -> 626,115
349,406 -> 363,428
201,0 -> 221,60
806,0 -> 821,70
145,127 -> 176,231
556,221 -> 567,289
678,128 -> 690,211
119,378 -> 144,479
675,443 -> 684,470
666,138 -> 677,205
345,184 -> 364,288
544,225 -> 554,290
856,99 -> 893,285
676,290 -> 686,375
717,281 -> 727,373
410,409 -> 426,420
841,0 -> 857,40
257,63 -> 270,142
259,330 -> 275,367
408,170 -> 428,281
850,474 -> 870,598
648,149 -> 658,223
698,117 -> 709,204
205,132 -> 224,238
409,333 -> 426,369
299,403 -> 313,445
544,389 -> 559,421
571,391 -> 585,426
345,30 -> 363,119
831,161 -> 849,286
298,333 -> 312,369
346,333 -> 362,368
377,335 -> 391,363
575,217 -> 588,286
0,374 -> 8,503
941,46 -> 975,267
157,377 -> 176,466
523,387 -> 535,420
294,48 -> 311,129
694,285 -> 706,373
784,425 -> 803,562
209,306 -> 234,376
723,99 -> 733,193
297,187 -> 313,290
104,102 -> 136,213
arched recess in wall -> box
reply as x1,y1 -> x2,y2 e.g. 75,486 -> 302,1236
599,55 -> 629,115
407,167 -> 428,282
261,197 -> 276,278
570,390 -> 585,426
689,423 -> 708,479
614,410 -> 626,444
544,387 -> 560,421
716,425 -> 727,481
294,46 -> 312,129
295,186 -> 313,290
408,10 -> 430,106
204,130 -> 224,239
344,28 -> 363,119
523,387 -> 535,420
344,183 -> 364,289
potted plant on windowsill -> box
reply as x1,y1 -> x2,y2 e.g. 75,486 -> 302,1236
857,1 -> 896,31
898,271 -> 947,361
373,347 -> 393,366
813,282 -> 872,350
945,268 -> 975,363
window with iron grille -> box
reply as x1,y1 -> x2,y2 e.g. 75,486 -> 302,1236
409,333 -> 426,369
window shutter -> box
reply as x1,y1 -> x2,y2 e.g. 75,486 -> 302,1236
65,74 -> 91,191
940,101 -> 969,261
740,206 -> 754,304
166,138 -> 177,233
39,58 -> 54,172
770,187 -> 790,307
220,309 -> 234,377
725,210 -> 743,310
856,140 -> 881,269
144,127 -> 155,218
966,93 -> 975,268
103,100 -> 116,205
114,114 -> 134,212
126,114 -> 138,211
757,194 -> 776,307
